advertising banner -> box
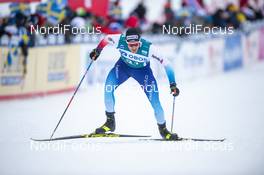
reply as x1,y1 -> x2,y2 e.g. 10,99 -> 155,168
175,40 -> 210,81
242,31 -> 259,67
223,33 -> 243,71
34,45 -> 80,92
0,47 -> 36,98
259,27 -> 264,61
0,45 -> 80,100
207,38 -> 224,75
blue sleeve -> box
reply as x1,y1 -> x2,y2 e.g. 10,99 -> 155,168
149,45 -> 176,85
164,64 -> 176,85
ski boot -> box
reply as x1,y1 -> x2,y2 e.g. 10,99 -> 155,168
95,112 -> 116,134
158,122 -> 178,140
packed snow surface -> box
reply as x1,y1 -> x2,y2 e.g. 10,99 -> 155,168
1,62 -> 264,175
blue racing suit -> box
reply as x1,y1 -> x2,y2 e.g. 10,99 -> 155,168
100,34 -> 176,124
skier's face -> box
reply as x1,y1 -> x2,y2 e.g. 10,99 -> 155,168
127,41 -> 140,53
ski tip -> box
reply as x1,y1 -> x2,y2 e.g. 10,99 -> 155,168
181,137 -> 226,142
30,138 -> 38,141
30,138 -> 53,142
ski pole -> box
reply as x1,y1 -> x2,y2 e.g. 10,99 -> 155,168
50,61 -> 93,140
170,96 -> 176,132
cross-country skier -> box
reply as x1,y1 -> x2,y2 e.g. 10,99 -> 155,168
89,28 -> 180,140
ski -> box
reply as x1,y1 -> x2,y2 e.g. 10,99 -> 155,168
31,133 -> 225,142
141,138 -> 225,142
31,133 -> 151,142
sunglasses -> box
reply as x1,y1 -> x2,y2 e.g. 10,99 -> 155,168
127,42 -> 140,47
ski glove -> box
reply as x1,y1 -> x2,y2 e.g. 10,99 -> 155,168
170,83 -> 180,97
90,48 -> 102,60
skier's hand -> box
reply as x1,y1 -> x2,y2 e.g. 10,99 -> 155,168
170,83 -> 180,97
89,48 -> 101,60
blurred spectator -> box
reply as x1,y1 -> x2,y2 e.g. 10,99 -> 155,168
0,17 -> 11,38
108,0 -> 122,23
125,15 -> 139,28
5,12 -> 30,75
240,0 -> 263,21
1,0 -> 264,44
71,8 -> 86,28
100,0 -> 123,34
164,0 -> 175,26
212,9 -> 229,28
150,0 -> 174,34
226,3 -> 246,29
133,0 -> 147,21
60,6 -> 74,43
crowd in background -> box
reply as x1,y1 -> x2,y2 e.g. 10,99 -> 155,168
0,0 -> 264,47
153,0 -> 264,34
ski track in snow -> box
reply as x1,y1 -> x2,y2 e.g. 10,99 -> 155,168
1,62 -> 264,175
